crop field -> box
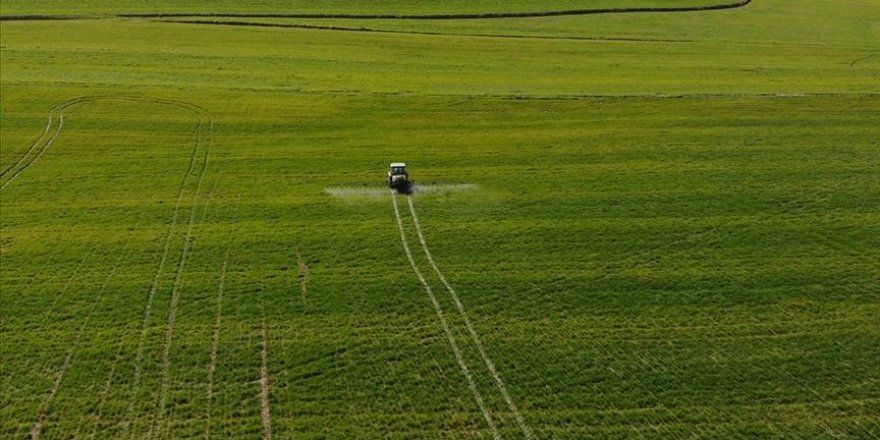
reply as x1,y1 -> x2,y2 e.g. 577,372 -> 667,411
1,0 -> 879,439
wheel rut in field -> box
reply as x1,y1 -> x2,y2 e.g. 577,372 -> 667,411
296,251 -> 310,298
391,192 -> 500,438
1,101 -> 70,190
392,192 -> 532,439
126,103 -> 212,440
0,111 -> 53,178
32,218 -> 152,440
405,196 -> 533,438
28,247 -> 96,439
7,96 -> 218,438
27,219 -> 163,439
258,281 -> 273,440
124,121 -> 202,437
205,247 -> 229,440
1,96 -> 211,191
8,96 -> 216,439
149,112 -> 215,440
22,96 -> 213,439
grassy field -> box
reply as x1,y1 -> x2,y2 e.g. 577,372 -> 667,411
0,0 -> 733,16
1,0 -> 879,438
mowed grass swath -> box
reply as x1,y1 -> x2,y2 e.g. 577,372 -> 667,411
1,0 -> 879,438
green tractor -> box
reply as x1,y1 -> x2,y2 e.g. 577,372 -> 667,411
387,162 -> 413,194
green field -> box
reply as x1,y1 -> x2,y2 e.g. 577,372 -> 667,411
0,0 -> 733,16
1,0 -> 879,438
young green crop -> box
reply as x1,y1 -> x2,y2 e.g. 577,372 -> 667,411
0,0 -> 730,16
1,1 -> 878,438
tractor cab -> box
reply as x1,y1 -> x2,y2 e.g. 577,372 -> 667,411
388,162 -> 412,194
389,163 -> 408,177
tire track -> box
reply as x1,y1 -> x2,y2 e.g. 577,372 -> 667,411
26,247 -> 97,440
92,98 -> 213,439
296,251 -> 309,298
28,343 -> 75,440
406,196 -> 533,439
1,95 -> 102,190
83,200 -> 169,439
87,321 -> 130,439
765,301 -> 879,439
258,281 -> 273,440
37,245 -> 98,336
2,106 -> 67,190
123,118 -> 203,438
0,112 -> 53,178
391,192 -> 501,439
34,224 -> 145,440
149,113 -> 214,440
205,248 -> 229,440
849,51 -> 879,68
2,96 -> 211,191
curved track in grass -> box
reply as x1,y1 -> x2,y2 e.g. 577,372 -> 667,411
0,96 -> 210,191
12,96 -> 214,440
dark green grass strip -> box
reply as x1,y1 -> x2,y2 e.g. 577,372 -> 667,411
1,0 -> 751,21
120,0 -> 751,19
0,15 -> 86,21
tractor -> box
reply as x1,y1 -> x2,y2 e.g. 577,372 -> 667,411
387,162 -> 413,194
